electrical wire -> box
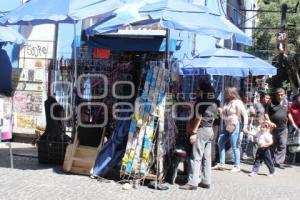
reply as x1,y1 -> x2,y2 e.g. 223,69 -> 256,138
220,0 -> 259,30
227,1 -> 247,18
239,12 -> 259,26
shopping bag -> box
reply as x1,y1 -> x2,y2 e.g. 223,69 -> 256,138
287,129 -> 300,146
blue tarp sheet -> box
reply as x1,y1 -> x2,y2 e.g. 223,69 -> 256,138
92,112 -> 132,176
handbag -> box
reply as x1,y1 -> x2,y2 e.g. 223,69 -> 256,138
287,129 -> 300,153
225,123 -> 236,133
224,102 -> 236,134
287,129 -> 300,147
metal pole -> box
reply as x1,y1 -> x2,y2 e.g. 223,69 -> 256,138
220,75 -> 225,131
73,21 -> 78,85
165,28 -> 170,70
9,142 -> 13,168
278,3 -> 288,68
280,3 -> 288,31
50,23 -> 59,97
53,23 -> 59,62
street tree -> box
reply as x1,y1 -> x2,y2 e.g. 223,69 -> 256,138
253,0 -> 300,93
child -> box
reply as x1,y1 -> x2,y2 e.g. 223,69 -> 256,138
248,121 -> 275,176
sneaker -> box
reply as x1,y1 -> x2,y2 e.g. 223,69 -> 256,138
212,163 -> 225,171
275,163 -> 285,169
242,153 -> 248,160
179,184 -> 197,190
268,172 -> 276,177
198,182 -> 210,189
248,172 -> 257,177
230,167 -> 241,173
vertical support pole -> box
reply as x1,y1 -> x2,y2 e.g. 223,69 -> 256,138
73,21 -> 78,85
165,28 -> 170,70
220,75 -> 225,131
280,3 -> 288,30
49,23 -> 59,97
278,3 -> 288,68
9,142 -> 13,169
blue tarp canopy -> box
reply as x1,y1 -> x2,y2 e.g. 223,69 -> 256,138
0,0 -> 124,25
86,0 -> 252,46
178,48 -> 277,77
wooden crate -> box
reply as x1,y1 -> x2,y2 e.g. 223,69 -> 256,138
63,143 -> 98,176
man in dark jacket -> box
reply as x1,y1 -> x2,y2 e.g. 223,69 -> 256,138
265,88 -> 296,169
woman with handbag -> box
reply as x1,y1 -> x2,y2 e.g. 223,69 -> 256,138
179,82 -> 219,190
212,87 -> 248,172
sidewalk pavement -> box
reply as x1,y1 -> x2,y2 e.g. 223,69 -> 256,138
0,142 -> 300,200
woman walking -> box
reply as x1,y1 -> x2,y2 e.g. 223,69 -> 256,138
213,87 -> 248,172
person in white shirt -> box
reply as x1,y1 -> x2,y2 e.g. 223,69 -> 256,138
248,121 -> 275,176
212,87 -> 248,172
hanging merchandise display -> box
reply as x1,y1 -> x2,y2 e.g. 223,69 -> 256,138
60,51 -> 165,176
121,62 -> 169,178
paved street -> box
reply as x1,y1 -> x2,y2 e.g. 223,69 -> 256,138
0,142 -> 300,200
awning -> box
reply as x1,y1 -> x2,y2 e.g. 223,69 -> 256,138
87,35 -> 176,52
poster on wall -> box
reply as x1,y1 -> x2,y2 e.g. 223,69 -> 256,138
12,91 -> 44,133
13,91 -> 43,115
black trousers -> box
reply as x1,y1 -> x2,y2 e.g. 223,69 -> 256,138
253,147 -> 275,174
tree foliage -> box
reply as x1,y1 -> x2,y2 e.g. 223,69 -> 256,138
253,0 -> 300,92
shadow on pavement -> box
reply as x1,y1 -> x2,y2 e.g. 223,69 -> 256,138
0,146 -> 65,174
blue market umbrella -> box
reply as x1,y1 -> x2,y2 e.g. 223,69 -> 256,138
178,48 -> 277,77
0,0 -> 125,82
0,0 -> 124,25
0,25 -> 27,45
86,0 -> 252,46
0,0 -> 126,168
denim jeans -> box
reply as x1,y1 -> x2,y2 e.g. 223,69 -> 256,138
218,123 -> 241,168
252,147 -> 275,174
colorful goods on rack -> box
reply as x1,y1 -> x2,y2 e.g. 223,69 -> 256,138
121,62 -> 169,178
